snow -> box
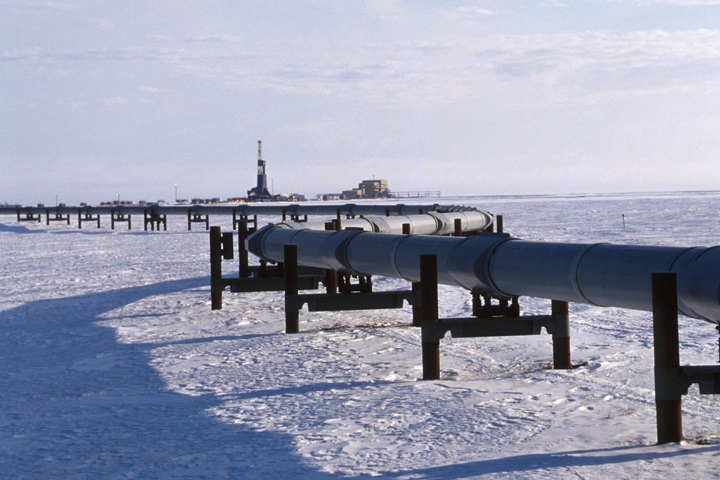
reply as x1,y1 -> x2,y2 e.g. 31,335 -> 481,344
2,192 -> 720,479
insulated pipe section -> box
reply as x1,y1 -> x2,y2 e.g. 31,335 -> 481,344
278,210 -> 493,235
246,226 -> 720,324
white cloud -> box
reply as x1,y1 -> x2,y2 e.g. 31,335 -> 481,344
455,6 -> 494,16
3,0 -> 720,203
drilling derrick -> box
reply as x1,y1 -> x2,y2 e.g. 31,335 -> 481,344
247,140 -> 273,201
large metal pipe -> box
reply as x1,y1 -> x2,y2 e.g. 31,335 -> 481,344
278,210 -> 493,235
246,226 -> 720,324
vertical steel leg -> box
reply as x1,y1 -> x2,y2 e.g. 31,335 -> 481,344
285,244 -> 299,334
551,300 -> 571,369
652,272 -> 683,444
210,226 -> 223,310
238,221 -> 250,278
421,254 -> 440,380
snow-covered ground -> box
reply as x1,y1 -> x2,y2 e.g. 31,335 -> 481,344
1,192 -> 719,479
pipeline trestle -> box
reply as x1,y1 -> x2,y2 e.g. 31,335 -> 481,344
283,243 -> 414,333
144,209 -> 167,231
652,273 -> 720,444
420,254 -> 573,380
78,211 -> 101,229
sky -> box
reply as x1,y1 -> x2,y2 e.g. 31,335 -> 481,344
2,0 -> 720,206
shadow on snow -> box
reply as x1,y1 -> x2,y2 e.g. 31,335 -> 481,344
0,276 -> 332,479
379,443 -> 720,479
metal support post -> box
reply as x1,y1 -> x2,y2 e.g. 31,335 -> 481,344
144,209 -> 152,231
421,254 -> 440,380
209,227 -> 234,310
496,214 -> 504,234
324,270 -> 338,294
652,272 -> 683,444
285,244 -> 300,334
411,281 -> 422,327
210,227 -> 224,310
238,221 -> 251,278
323,221 -> 339,293
335,209 -> 342,231
454,218 -> 462,237
551,300 -> 571,369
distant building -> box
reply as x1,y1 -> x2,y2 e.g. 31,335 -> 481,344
341,179 -> 390,200
274,193 -> 306,202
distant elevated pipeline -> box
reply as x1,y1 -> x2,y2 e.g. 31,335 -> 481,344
246,226 -> 720,324
0,203 -> 477,218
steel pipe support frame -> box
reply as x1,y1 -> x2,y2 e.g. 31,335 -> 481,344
211,226 -> 322,298
652,272 -> 720,444
420,254 -> 574,380
144,209 -> 167,231
188,211 -> 209,231
283,244 -> 413,333
228,271 -> 322,294
78,210 -> 101,229
17,208 -> 41,223
46,209 -> 70,226
110,210 -> 131,230
233,211 -> 258,232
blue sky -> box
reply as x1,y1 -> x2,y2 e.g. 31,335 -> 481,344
2,1 -> 720,205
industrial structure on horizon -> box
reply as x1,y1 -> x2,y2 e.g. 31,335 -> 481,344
246,140 -> 305,202
340,178 -> 391,200
246,140 -> 434,202
246,140 -> 273,201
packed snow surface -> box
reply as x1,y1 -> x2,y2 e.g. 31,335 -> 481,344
1,192 -> 720,479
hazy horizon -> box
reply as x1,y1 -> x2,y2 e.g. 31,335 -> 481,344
3,1 -> 720,205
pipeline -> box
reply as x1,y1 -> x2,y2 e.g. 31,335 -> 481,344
246,225 -> 720,324
0,202 -> 478,218
278,210 -> 493,235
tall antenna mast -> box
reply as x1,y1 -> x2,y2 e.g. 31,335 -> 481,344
258,140 -> 262,162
